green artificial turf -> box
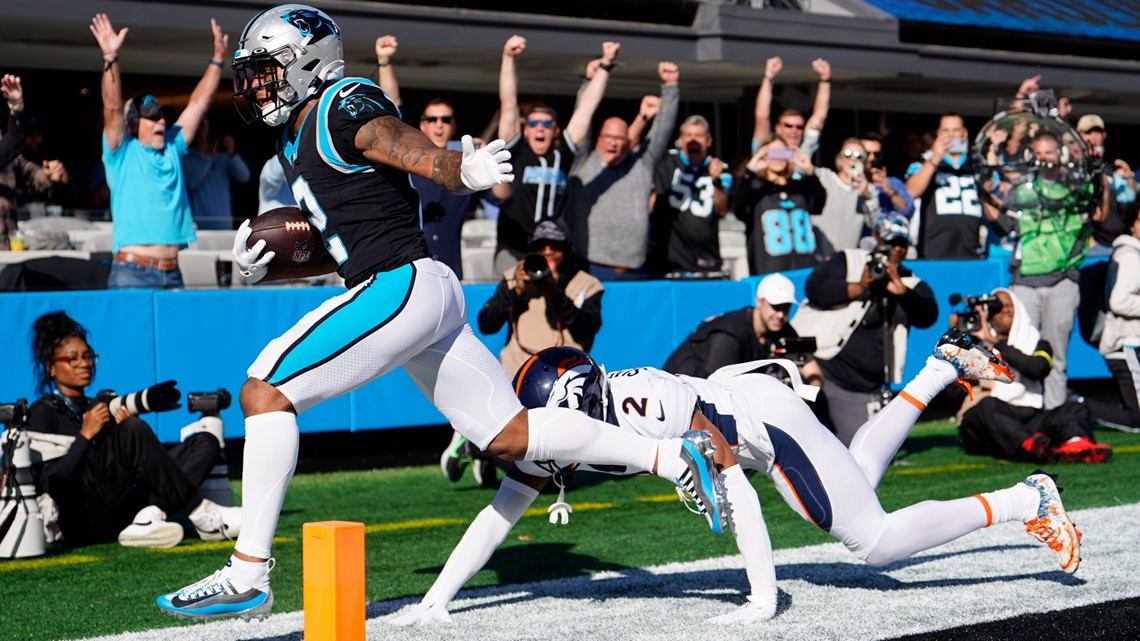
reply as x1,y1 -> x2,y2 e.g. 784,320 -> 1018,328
3,420 -> 1138,641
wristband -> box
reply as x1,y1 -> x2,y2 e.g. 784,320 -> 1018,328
7,99 -> 22,114
378,61 -> 391,67
819,79 -> 831,83
209,59 -> 224,68
102,55 -> 118,72
599,62 -> 617,72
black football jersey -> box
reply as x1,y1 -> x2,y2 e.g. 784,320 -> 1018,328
279,77 -> 430,287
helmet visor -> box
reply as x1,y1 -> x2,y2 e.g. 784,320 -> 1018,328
232,55 -> 288,125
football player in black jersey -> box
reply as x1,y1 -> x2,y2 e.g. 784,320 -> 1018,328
156,4 -> 729,622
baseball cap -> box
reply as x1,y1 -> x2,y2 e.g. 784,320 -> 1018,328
875,214 -> 912,247
1077,114 -> 1106,133
528,219 -> 568,249
755,273 -> 797,306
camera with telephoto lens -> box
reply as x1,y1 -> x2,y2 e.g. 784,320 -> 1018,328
188,389 -> 231,417
774,336 -> 818,366
95,380 -> 181,416
0,399 -> 29,427
523,253 -> 554,282
949,293 -> 1003,333
868,250 -> 891,281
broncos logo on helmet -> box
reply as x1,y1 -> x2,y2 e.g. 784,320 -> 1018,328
280,8 -> 339,43
512,347 -> 609,422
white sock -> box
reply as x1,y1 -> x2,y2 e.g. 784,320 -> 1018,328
233,411 -> 299,560
979,483 -> 1040,525
902,357 -> 958,406
653,439 -> 685,482
525,407 -> 659,474
722,465 -> 777,605
423,477 -> 539,607
225,555 -> 271,591
849,358 -> 957,489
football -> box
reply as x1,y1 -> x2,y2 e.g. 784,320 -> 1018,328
247,206 -> 328,269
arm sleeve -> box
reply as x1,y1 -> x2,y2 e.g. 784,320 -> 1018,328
29,402 -> 91,494
804,255 -> 851,308
477,279 -> 517,335
898,279 -> 939,329
722,464 -> 777,607
0,111 -> 27,168
803,174 -> 827,215
326,82 -> 402,165
227,153 -> 252,183
703,331 -> 749,375
421,476 -> 540,607
559,289 -> 603,343
995,338 -> 1053,381
640,84 -> 680,170
1109,249 -> 1140,318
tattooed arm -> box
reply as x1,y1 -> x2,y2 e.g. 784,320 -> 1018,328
355,114 -> 467,192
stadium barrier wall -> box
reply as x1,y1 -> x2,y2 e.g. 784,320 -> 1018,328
0,257 -> 1108,442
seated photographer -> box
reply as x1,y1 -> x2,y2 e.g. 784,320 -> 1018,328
663,273 -> 824,389
955,289 -> 1112,463
792,215 -> 938,445
26,311 -> 241,548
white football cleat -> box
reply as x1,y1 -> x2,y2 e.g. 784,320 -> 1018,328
706,596 -> 777,624
388,601 -> 452,626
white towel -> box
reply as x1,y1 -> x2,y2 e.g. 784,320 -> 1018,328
990,287 -> 1043,408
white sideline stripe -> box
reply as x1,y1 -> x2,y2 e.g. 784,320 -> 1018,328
81,502 -> 1140,641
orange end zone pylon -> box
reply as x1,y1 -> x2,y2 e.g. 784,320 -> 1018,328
303,521 -> 365,641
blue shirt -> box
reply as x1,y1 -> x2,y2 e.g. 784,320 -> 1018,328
183,150 -> 251,230
102,126 -> 196,251
877,175 -> 915,218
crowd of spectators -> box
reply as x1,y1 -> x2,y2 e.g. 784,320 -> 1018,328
1,18 -> 1137,449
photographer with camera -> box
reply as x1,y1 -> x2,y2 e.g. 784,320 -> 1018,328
860,132 -> 914,221
953,289 -> 1111,463
663,274 -> 824,391
438,220 -> 604,486
792,215 -> 938,445
25,311 -> 240,548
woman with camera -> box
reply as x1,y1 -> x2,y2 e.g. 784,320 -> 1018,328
27,311 -> 240,548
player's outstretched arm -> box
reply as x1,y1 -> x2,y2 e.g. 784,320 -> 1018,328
390,468 -> 546,625
356,117 -> 513,193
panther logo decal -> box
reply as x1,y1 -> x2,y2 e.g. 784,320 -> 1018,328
280,9 -> 339,43
339,95 -> 386,119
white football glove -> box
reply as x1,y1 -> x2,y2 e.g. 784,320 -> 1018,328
233,218 -> 276,284
388,601 -> 452,626
705,595 -> 777,625
460,135 -> 513,191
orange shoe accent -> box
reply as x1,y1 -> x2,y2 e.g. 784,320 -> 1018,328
1025,517 -> 1081,574
973,494 -> 993,527
954,380 -> 974,400
898,390 -> 925,411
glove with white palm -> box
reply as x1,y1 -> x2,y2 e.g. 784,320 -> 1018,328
232,219 -> 276,284
460,135 -> 513,191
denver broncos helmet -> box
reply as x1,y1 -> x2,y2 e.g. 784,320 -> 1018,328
512,347 -> 609,422
232,4 -> 344,127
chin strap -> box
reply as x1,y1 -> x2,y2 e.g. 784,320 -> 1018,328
547,472 -> 573,525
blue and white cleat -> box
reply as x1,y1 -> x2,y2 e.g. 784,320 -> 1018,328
675,430 -> 730,534
156,568 -> 273,621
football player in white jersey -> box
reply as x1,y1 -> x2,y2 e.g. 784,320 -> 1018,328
391,332 -> 1083,626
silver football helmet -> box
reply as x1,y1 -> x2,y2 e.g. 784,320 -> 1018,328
232,4 -> 345,127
